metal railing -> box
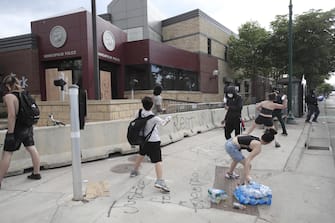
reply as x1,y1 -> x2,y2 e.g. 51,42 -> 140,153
165,102 -> 225,114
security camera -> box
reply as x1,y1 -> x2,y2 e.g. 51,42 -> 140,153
54,78 -> 67,90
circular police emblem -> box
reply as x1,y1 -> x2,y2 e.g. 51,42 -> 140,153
49,26 -> 67,48
102,30 -> 115,51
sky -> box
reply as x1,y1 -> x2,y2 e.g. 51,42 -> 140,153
0,0 -> 334,83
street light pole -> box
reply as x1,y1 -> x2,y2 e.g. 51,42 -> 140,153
91,0 -> 100,99
287,0 -> 295,123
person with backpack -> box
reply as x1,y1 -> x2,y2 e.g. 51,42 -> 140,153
129,96 -> 171,192
0,74 -> 41,189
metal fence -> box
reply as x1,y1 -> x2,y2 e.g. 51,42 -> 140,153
165,102 -> 225,114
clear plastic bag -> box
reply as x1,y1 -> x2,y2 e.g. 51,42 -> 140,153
234,181 -> 272,205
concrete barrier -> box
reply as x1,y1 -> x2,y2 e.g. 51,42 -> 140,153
1,107 -> 255,176
247,104 -> 256,120
211,108 -> 226,127
241,107 -> 250,121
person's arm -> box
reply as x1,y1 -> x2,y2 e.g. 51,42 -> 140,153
273,98 -> 287,109
3,94 -> 17,133
242,141 -> 261,184
155,115 -> 171,126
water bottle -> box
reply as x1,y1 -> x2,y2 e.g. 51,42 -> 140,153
233,202 -> 246,209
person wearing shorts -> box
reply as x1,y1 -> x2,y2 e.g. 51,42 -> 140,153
0,75 -> 41,189
225,129 -> 277,185
130,96 -> 171,192
245,92 -> 287,148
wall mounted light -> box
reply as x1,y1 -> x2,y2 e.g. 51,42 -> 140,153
210,69 -> 219,80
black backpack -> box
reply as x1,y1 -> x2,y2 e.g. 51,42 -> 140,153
127,109 -> 155,145
14,91 -> 40,126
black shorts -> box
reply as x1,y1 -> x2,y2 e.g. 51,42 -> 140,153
255,115 -> 273,127
139,141 -> 162,163
4,125 -> 35,152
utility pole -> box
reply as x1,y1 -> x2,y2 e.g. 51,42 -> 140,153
287,0 -> 295,123
91,0 -> 100,99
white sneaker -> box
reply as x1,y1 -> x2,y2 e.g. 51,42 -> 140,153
225,172 -> 240,179
154,179 -> 170,192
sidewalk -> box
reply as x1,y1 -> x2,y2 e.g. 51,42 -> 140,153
0,106 -> 334,223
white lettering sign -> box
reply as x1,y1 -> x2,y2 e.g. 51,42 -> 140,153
43,50 -> 77,59
98,52 -> 120,62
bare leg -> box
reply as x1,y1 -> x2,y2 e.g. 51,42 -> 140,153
228,160 -> 238,174
239,159 -> 251,184
26,146 -> 40,174
0,151 -> 13,183
154,161 -> 163,179
245,121 -> 257,135
133,155 -> 145,171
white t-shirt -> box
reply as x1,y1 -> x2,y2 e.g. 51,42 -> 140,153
135,109 -> 170,142
152,95 -> 163,115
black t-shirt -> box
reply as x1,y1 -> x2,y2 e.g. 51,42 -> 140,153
237,135 -> 260,152
225,94 -> 243,120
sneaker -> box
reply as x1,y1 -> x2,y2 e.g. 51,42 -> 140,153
130,170 -> 139,177
275,142 -> 281,148
225,172 -> 240,179
305,120 -> 311,123
312,120 -> 318,123
154,179 -> 170,192
281,132 -> 288,136
27,173 -> 41,180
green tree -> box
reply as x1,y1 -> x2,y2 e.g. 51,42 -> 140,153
316,82 -> 334,97
267,15 -> 290,80
294,9 -> 335,88
227,22 -> 271,79
269,9 -> 335,88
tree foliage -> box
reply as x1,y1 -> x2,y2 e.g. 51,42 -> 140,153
227,8 -> 335,89
316,82 -> 334,96
227,22 -> 271,79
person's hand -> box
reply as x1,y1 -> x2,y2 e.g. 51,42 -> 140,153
166,116 -> 172,122
5,132 -> 16,149
281,94 -> 287,100
221,120 -> 225,126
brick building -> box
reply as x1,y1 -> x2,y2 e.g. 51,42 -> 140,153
0,0 -> 246,105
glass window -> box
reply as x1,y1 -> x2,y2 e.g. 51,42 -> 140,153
124,64 -> 199,91
151,64 -> 199,91
207,38 -> 212,55
224,46 -> 228,61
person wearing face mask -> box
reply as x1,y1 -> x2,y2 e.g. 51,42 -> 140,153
221,86 -> 243,140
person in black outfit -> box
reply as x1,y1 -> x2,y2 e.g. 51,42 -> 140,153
305,89 -> 320,123
272,88 -> 288,136
221,86 -> 243,140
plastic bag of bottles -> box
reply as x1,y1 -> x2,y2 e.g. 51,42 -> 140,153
208,188 -> 228,204
233,181 -> 272,205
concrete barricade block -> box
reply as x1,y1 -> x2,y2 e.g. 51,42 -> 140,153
211,109 -> 226,127
1,107 -> 232,175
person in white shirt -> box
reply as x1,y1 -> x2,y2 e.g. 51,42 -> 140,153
152,86 -> 163,115
130,96 -> 171,192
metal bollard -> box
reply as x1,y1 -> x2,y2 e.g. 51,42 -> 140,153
69,85 -> 83,201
